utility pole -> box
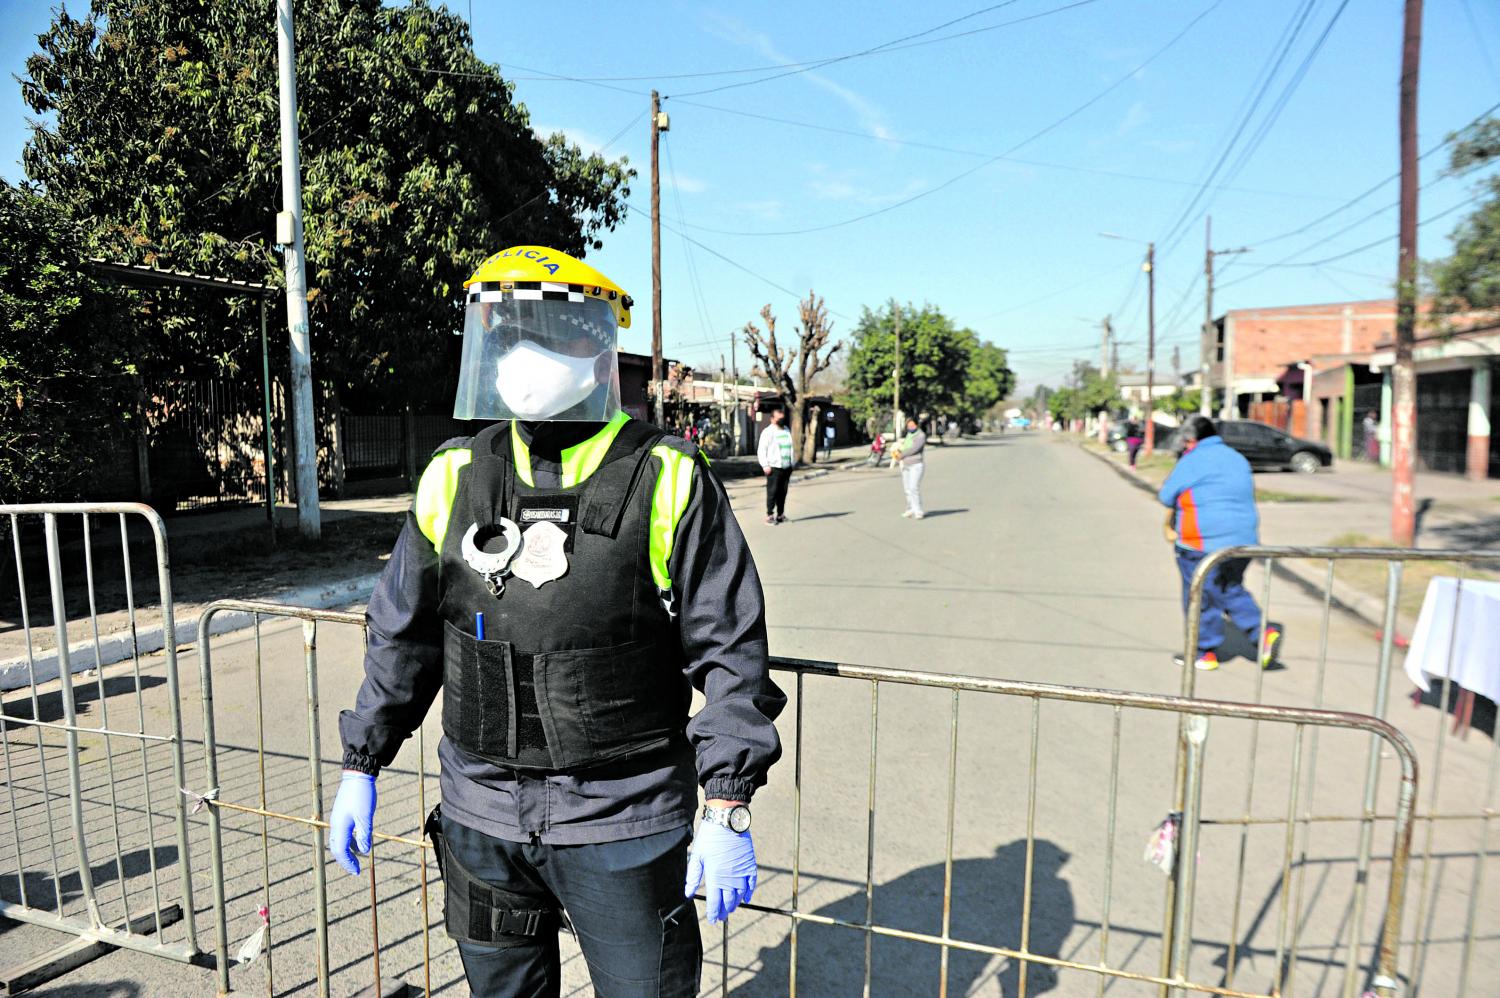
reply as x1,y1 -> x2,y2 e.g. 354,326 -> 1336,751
1143,242 -> 1157,456
276,0 -> 319,540
1392,0 -> 1423,546
893,303 -> 903,438
1203,216 -> 1249,420
1172,345 -> 1181,384
650,90 -> 666,427
1100,315 -> 1112,376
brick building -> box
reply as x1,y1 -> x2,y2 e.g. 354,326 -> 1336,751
1202,298 -> 1499,480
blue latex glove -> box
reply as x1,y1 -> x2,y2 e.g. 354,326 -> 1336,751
683,820 -> 757,924
328,772 -> 376,876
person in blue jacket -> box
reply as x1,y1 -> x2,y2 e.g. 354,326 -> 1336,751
1157,416 -> 1283,671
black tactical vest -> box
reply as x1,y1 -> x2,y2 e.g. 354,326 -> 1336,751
436,419 -> 689,773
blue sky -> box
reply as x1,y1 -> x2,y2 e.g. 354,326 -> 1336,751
3,0 -> 1498,392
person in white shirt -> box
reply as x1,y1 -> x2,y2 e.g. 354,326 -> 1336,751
757,408 -> 796,524
892,416 -> 927,519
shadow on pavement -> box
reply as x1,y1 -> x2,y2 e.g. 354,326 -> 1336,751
739,840 -> 1074,996
2,674 -> 168,727
918,508 -> 969,519
788,512 -> 851,524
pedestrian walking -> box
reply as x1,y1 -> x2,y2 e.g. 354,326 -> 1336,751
1158,415 -> 1283,672
821,414 -> 835,461
1363,410 -> 1380,461
327,245 -> 785,997
1126,420 -> 1144,470
892,415 -> 927,519
758,407 -> 795,524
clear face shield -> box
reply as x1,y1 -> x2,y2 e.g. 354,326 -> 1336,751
452,290 -> 622,422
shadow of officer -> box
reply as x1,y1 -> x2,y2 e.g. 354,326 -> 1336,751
739,840 -> 1074,996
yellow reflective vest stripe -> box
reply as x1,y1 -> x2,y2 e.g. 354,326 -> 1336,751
413,421 -> 696,591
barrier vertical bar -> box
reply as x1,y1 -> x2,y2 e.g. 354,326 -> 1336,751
1270,724 -> 1305,991
42,513 -> 101,927
1455,729 -> 1498,994
253,617 -> 276,996
788,670 -> 804,997
304,618 -> 332,998
120,513 -> 166,939
148,507 -> 198,953
1283,559 -> 1337,997
1017,697 -> 1041,998
197,607 -> 232,995
83,514 -> 133,922
1169,714 -> 1210,992
1095,706 -> 1123,998
861,680 -> 879,998
938,689 -> 959,998
16,515 -> 66,917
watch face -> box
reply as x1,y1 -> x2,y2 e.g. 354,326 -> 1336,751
729,806 -> 751,833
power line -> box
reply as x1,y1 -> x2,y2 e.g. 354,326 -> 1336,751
670,98 -> 1348,202
670,0 -> 1102,99
659,2 -> 1221,237
1234,99 -> 1500,248
1153,0 -> 1326,252
1218,192 -> 1487,288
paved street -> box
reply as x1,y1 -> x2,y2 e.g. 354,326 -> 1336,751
3,432 -> 1495,995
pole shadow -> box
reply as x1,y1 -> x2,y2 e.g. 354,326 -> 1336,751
737,840 -> 1074,996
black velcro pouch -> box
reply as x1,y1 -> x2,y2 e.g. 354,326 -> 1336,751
424,806 -> 557,947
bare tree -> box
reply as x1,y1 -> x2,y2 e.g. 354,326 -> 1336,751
742,291 -> 841,463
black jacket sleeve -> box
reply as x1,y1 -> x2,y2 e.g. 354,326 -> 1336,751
338,513 -> 444,775
673,454 -> 786,802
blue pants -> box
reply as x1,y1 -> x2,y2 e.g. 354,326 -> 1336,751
442,813 -> 701,997
1176,548 -> 1264,655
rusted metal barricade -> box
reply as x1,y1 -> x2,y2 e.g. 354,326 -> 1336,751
193,599 -> 1418,997
0,503 -> 200,984
1172,544 -> 1500,998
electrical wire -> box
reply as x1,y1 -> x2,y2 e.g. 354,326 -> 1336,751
669,0 -> 1101,99
1154,0 -> 1326,253
1218,192 -> 1488,288
659,2 -> 1221,237
669,98 -> 1347,202
664,139 -> 718,342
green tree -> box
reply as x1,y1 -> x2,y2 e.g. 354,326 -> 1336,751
1430,115 -> 1500,315
960,340 -> 1016,428
0,181 -> 138,502
846,300 -> 976,430
20,0 -> 632,405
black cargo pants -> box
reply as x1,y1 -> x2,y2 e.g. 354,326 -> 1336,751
437,810 -> 702,997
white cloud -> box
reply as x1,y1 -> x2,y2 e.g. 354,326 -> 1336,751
736,199 -> 786,221
669,173 -> 709,194
535,125 -> 607,156
697,12 -> 895,144
1115,101 -> 1149,138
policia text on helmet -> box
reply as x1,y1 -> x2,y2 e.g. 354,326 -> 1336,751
328,246 -> 785,996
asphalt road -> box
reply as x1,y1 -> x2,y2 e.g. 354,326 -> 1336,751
2,432 -> 1494,996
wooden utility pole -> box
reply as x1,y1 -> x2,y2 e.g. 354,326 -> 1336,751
1203,217 -> 1249,420
893,303 -> 903,438
1391,0 -> 1423,546
1100,315 -> 1112,376
650,90 -> 665,427
1143,242 -> 1157,456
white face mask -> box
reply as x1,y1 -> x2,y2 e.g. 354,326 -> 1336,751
495,342 -> 603,420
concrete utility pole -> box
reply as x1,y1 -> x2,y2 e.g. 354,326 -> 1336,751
1391,0 -> 1424,546
1144,241 -> 1157,456
650,90 -> 666,427
276,0 -> 319,539
893,303 -> 903,438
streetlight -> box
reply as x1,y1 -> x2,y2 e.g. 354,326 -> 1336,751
1100,232 -> 1156,456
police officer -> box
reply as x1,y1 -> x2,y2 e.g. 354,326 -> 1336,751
328,246 -> 785,996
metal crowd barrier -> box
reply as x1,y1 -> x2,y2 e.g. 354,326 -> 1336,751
0,503 -> 199,984
1174,544 -> 1500,998
189,600 -> 1418,998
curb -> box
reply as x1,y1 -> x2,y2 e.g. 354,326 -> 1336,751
0,571 -> 382,692
1074,441 -> 1389,633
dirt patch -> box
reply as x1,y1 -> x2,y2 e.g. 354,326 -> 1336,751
1326,531 -> 1498,626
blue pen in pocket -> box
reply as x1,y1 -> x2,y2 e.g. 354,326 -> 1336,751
475,612 -> 486,641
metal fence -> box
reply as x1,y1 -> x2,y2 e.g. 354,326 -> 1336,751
186,599 -> 1419,998
0,503 -> 201,982
1174,544 -> 1500,998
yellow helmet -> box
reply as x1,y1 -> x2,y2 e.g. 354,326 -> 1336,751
465,245 -> 632,329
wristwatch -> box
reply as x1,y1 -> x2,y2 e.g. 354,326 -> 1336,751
702,802 -> 752,833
